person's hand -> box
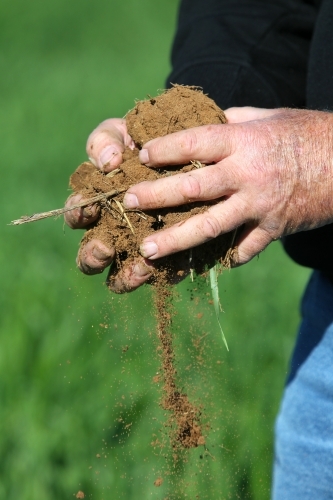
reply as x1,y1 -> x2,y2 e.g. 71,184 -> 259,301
64,119 -> 154,293
122,107 -> 333,265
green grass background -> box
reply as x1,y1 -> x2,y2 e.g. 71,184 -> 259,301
0,0 -> 310,498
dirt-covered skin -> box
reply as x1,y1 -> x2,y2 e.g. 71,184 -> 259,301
125,107 -> 333,266
65,86 -> 233,293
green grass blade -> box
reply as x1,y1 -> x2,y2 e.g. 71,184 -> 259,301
210,266 -> 229,351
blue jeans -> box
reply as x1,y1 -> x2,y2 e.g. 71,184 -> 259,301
273,271 -> 333,499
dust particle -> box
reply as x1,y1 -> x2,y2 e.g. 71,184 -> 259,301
154,477 -> 163,487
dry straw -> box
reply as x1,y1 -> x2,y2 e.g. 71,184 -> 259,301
9,189 -> 126,226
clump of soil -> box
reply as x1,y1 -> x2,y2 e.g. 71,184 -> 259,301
69,85 -> 235,449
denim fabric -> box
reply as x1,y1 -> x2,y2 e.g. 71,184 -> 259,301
273,271 -> 333,499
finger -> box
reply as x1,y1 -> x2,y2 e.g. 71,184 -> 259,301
138,124 -> 235,167
86,118 -> 135,172
106,258 -> 154,293
139,195 -> 250,259
64,193 -> 100,229
224,106 -> 280,124
233,225 -> 273,265
123,162 -> 237,210
77,239 -> 115,275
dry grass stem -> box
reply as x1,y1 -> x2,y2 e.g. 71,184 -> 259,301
106,168 -> 121,178
104,201 -> 122,221
10,189 -> 126,225
113,199 -> 135,234
191,160 -> 204,169
125,210 -> 147,221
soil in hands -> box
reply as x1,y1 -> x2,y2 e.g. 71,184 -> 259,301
69,85 -> 235,450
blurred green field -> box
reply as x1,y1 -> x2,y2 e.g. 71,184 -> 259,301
0,1 -> 310,498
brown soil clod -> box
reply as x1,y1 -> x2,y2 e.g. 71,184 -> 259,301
69,85 -> 235,449
69,85 -> 234,280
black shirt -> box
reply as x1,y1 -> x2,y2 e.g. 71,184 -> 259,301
167,0 -> 333,280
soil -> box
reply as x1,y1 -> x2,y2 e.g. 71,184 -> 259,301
69,85 -> 235,450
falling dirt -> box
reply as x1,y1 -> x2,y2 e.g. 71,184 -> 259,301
68,86 -> 236,449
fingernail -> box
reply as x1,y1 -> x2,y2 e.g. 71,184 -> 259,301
92,246 -> 111,261
139,148 -> 149,164
88,156 -> 97,166
133,262 -> 153,278
99,145 -> 120,167
123,193 -> 139,209
140,241 -> 158,258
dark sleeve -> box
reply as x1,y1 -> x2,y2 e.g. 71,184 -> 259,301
282,0 -> 333,280
167,0 -> 318,109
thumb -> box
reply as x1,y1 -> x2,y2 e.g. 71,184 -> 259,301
86,118 -> 135,172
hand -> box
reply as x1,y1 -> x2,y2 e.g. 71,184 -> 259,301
64,119 -> 154,293
122,107 -> 333,265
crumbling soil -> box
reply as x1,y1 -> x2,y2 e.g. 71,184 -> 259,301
69,86 -> 235,449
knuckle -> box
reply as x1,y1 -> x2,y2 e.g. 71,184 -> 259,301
162,231 -> 181,255
178,130 -> 198,158
135,181 -> 165,208
179,175 -> 201,201
202,214 -> 222,240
